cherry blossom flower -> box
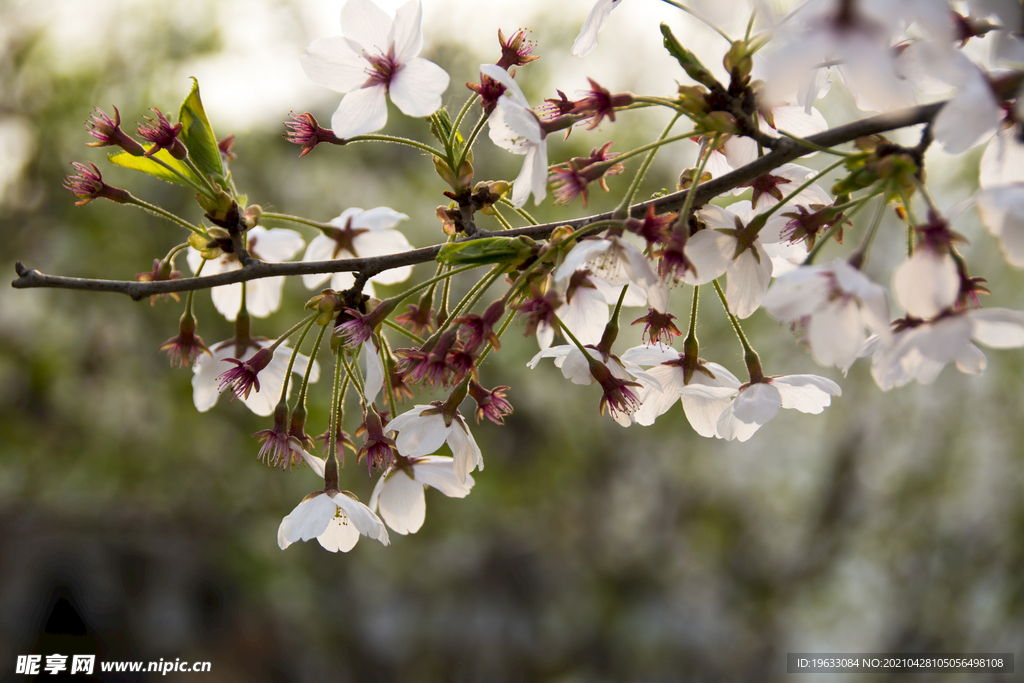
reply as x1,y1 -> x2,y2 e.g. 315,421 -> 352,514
385,404 -> 484,483
869,308 -> 1024,390
302,207 -> 413,297
527,344 -> 661,427
63,162 -> 131,206
368,456 -> 474,535
553,235 -> 669,312
763,259 -> 891,371
683,374 -> 842,442
85,106 -> 145,156
621,344 -> 742,437
892,242 -> 960,319
300,0 -> 450,138
571,0 -> 624,57
480,63 -> 548,207
192,339 -> 319,417
682,202 -> 786,319
186,227 -> 305,321
277,490 -> 389,553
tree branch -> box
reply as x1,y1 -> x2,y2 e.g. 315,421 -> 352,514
11,100 -> 947,300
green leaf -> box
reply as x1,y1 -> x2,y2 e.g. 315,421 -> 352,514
178,78 -> 225,182
107,147 -> 206,190
437,236 -> 535,266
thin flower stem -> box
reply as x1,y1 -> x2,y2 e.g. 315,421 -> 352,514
182,258 -> 205,321
631,95 -> 686,113
183,157 -> 223,198
660,0 -> 733,42
499,199 -> 538,225
753,155 -> 849,224
266,313 -> 319,355
439,265 -> 505,333
450,94 -> 480,150
678,133 -> 720,227
339,348 -> 366,404
914,176 -> 940,215
163,242 -> 190,264
711,279 -> 762,381
616,112 -> 684,216
744,9 -> 757,42
431,112 -> 455,160
295,322 -> 328,410
604,131 -> 700,169
847,195 -> 887,269
685,284 -> 699,342
491,207 -> 515,231
260,212 -> 335,231
376,331 -> 398,418
127,197 -> 202,234
328,348 -> 344,471
457,112 -> 489,172
277,316 -> 316,404
382,318 -> 424,345
342,134 -> 444,157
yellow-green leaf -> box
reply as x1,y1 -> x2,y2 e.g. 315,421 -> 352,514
107,147 -> 205,190
178,78 -> 225,181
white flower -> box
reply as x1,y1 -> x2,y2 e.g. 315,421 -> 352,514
553,235 -> 669,312
892,246 -> 960,319
368,456 -> 474,535
302,207 -> 413,296
480,63 -> 547,207
980,124 -> 1024,189
536,270 -> 612,350
977,184 -> 1024,267
186,227 -> 304,322
527,344 -> 662,427
683,374 -> 842,442
683,202 -> 784,318
763,259 -> 891,371
385,405 -> 483,483
869,308 -> 1024,390
300,0 -> 450,138
277,490 -> 389,553
571,0 -> 624,57
192,338 -> 319,417
620,344 -> 742,437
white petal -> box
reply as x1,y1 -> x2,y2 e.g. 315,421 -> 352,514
980,126 -> 1024,188
277,493 -> 335,549
968,308 -> 1024,348
772,374 -> 841,413
316,516 -> 361,552
390,0 -> 424,63
300,36 -> 368,93
390,410 -> 449,457
412,456 -> 475,497
725,243 -> 773,319
682,229 -> 734,285
341,0 -> 392,51
715,400 -> 764,442
389,58 -> 450,117
375,470 -> 426,535
331,85 -> 390,138
249,227 -> 305,262
447,417 -> 483,483
332,492 -> 390,545
893,249 -> 959,319
302,234 -> 339,289
299,449 -> 327,478
731,382 -> 782,424
933,75 -> 1001,154
361,340 -> 384,405
681,387 -> 736,438
571,0 -> 621,57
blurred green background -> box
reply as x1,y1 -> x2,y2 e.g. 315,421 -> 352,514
2,0 -> 1023,681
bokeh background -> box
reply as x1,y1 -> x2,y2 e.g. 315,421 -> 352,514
2,0 -> 1023,681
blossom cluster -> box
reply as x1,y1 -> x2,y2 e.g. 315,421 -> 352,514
33,0 -> 1024,552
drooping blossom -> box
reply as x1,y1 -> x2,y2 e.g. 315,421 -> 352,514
368,456 -> 474,535
869,308 -> 1024,390
192,339 -> 319,417
186,227 -> 305,321
763,259 -> 891,371
301,207 -> 413,297
278,490 -> 389,553
480,63 -> 548,207
385,404 -> 484,483
554,235 -> 669,312
300,0 -> 450,138
621,344 -> 742,437
682,374 -> 842,442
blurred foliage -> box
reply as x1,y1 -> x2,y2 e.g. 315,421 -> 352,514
2,2 -> 1024,682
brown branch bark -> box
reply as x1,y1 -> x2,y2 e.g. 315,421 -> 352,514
11,100 -> 946,301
